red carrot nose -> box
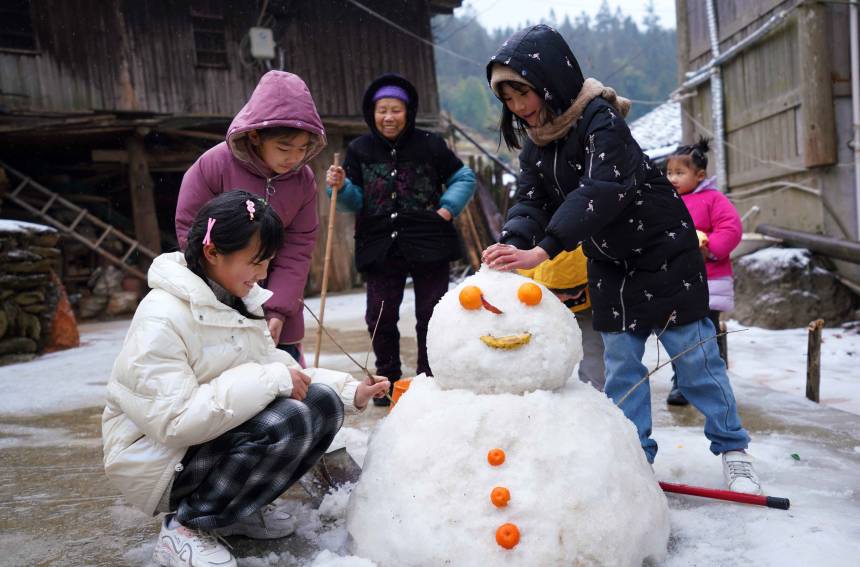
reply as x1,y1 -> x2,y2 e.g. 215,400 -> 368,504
481,295 -> 503,314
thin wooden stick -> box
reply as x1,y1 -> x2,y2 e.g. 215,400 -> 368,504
315,152 -> 341,368
303,301 -> 394,403
615,328 -> 747,408
653,311 -> 675,373
365,301 -> 384,370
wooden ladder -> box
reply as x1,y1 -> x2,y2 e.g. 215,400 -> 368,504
1,161 -> 155,280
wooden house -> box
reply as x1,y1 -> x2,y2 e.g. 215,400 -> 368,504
674,0 -> 859,279
0,0 -> 462,298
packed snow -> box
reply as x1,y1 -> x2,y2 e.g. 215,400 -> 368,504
348,376 -> 670,566
0,218 -> 56,233
348,268 -> 668,566
736,247 -> 820,278
427,267 -> 582,394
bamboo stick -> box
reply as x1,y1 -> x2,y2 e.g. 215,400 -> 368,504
314,152 -> 341,368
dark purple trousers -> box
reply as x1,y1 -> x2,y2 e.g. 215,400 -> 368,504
364,255 -> 449,382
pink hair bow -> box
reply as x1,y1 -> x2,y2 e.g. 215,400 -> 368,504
202,217 -> 216,246
246,199 -> 256,221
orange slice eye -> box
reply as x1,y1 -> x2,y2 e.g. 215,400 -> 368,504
517,282 -> 542,306
459,285 -> 483,310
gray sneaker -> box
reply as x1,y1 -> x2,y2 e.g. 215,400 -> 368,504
152,516 -> 236,567
213,504 -> 297,540
722,450 -> 763,495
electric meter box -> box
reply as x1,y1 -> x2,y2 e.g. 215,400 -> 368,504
249,27 -> 275,60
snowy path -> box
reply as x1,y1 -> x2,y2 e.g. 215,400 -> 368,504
1,291 -> 859,565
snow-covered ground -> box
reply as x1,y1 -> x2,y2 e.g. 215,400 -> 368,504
0,319 -> 130,416
724,320 -> 860,415
2,288 -> 860,566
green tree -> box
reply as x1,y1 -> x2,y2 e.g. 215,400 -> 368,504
432,3 -> 677,126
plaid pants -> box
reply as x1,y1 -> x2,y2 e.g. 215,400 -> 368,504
170,383 -> 344,530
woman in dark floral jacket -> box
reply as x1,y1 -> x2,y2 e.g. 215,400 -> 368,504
326,73 -> 476,405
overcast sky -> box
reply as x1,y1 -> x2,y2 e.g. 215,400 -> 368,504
458,0 -> 677,33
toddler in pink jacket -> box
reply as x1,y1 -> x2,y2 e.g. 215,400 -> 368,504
665,138 -> 742,405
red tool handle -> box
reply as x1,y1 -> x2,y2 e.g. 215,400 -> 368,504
659,481 -> 790,510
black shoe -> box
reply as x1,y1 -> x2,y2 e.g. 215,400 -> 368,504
667,383 -> 689,406
372,395 -> 390,407
373,381 -> 396,407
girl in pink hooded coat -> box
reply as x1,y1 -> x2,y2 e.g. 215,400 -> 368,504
665,137 -> 743,405
176,71 -> 326,365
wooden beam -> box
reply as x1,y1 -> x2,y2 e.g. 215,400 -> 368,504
127,134 -> 162,259
798,3 -> 837,168
92,149 -> 129,163
92,148 -> 201,166
158,128 -> 225,142
676,0 -> 696,144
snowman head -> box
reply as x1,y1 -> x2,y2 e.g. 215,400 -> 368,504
427,266 -> 583,394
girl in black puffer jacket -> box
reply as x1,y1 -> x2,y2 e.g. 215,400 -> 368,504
482,25 -> 761,495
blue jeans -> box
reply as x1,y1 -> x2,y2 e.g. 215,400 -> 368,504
602,317 -> 749,463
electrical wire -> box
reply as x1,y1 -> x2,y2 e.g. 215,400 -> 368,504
436,0 -> 503,44
345,0 -> 486,67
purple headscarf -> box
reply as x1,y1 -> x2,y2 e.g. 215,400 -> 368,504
372,85 -> 410,105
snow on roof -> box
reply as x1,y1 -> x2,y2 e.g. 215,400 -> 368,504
0,219 -> 56,234
629,100 -> 681,159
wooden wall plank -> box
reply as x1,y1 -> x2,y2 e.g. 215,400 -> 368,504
0,0 -> 441,121
797,3 -> 837,167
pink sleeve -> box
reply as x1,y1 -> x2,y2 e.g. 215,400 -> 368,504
175,156 -> 222,250
263,169 -> 320,322
705,192 -> 742,260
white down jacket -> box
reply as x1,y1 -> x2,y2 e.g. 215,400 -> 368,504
102,252 -> 361,515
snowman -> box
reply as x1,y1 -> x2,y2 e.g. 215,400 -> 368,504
346,267 -> 669,566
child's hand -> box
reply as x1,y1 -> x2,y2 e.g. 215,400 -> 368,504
553,289 -> 584,303
326,165 -> 345,191
482,243 -> 548,271
289,368 -> 312,401
354,375 -> 390,409
268,318 -> 283,345
436,208 -> 453,221
701,244 -> 711,261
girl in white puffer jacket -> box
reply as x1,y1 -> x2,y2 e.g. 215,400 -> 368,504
102,190 -> 389,567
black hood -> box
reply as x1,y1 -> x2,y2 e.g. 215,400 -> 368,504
486,24 -> 585,115
362,73 -> 420,144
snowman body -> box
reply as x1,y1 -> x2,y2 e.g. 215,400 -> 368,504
347,268 -> 670,566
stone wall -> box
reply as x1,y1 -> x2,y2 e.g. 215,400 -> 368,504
0,220 -> 79,365
730,247 -> 858,329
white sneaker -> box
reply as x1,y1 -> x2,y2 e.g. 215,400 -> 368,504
722,450 -> 763,495
213,504 -> 298,540
152,516 -> 237,567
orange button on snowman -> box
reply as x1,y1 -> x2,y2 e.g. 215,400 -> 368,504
487,447 -> 520,550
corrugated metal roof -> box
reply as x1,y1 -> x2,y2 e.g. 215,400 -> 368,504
629,100 -> 681,159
